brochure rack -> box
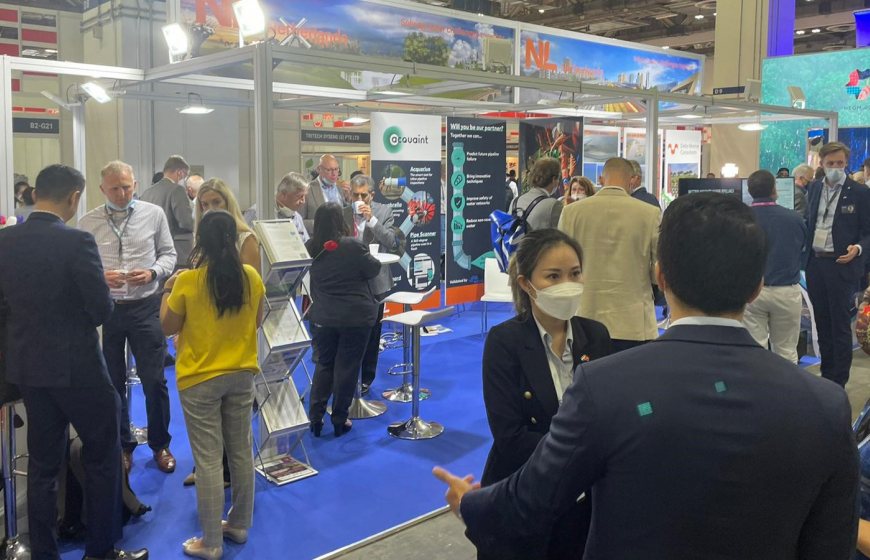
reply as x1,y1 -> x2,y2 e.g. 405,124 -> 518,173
252,219 -> 316,485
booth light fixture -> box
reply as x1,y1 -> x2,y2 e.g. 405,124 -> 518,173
80,82 -> 111,104
738,122 -> 767,131
662,46 -> 670,49
694,14 -> 704,19
162,23 -> 189,59
811,28 -> 821,33
343,116 -> 370,124
796,29 -> 806,35
677,114 -> 703,119
232,0 -> 266,38
721,163 -> 740,178
177,93 -> 214,115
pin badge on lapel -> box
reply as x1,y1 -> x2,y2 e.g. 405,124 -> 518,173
842,204 -> 856,214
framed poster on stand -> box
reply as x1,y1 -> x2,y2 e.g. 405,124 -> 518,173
252,219 -> 317,485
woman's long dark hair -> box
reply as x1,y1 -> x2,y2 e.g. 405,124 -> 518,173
310,203 -> 349,251
190,210 -> 247,318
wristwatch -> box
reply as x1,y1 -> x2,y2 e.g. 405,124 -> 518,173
149,269 -> 157,282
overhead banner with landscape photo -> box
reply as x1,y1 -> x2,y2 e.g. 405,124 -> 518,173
176,0 -> 515,102
518,118 -> 583,197
662,129 -> 702,207
370,112 -> 442,304
445,117 -> 505,305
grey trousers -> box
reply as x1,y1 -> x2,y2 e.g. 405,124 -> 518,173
179,371 -> 255,548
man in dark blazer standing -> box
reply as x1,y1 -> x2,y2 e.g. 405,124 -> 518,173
435,192 -> 858,560
628,159 -> 660,209
139,155 -> 193,268
805,141 -> 870,386
0,165 -> 147,560
343,174 -> 403,394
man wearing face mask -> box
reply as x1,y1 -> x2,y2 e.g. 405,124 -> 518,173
139,155 -> 194,268
300,154 -> 351,232
79,161 -> 178,474
805,141 -> 870,387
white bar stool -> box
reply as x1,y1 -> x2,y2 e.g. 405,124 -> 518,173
384,306 -> 454,440
381,286 -> 436,403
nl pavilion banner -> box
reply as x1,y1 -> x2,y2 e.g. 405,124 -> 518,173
370,112 -> 442,299
445,117 -> 505,305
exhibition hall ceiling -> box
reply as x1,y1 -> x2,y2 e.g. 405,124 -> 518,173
417,0 -> 869,56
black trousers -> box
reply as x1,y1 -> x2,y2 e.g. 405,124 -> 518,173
309,325 -> 371,426
20,382 -> 122,559
361,302 -> 386,387
806,255 -> 859,386
102,295 -> 172,452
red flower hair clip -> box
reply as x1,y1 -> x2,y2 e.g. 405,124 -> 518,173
323,240 -> 338,252
580,354 -> 590,363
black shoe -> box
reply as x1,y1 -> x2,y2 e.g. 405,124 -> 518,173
83,548 -> 149,560
333,419 -> 353,437
163,352 -> 175,367
310,421 -> 323,437
360,383 -> 371,397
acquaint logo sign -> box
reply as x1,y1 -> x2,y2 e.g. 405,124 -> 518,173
383,125 -> 430,154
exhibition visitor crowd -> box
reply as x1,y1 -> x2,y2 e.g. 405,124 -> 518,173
2,142 -> 870,559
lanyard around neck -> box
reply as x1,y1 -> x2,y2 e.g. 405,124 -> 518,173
822,185 -> 841,222
105,205 -> 134,263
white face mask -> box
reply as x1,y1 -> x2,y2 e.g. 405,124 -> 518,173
529,281 -> 584,321
825,167 -> 846,185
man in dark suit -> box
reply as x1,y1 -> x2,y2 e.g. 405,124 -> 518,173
343,174 -> 403,395
435,192 -> 858,559
139,155 -> 193,268
628,159 -> 660,208
0,165 -> 147,560
805,141 -> 870,386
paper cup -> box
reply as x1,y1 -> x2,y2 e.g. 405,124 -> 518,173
369,244 -> 379,254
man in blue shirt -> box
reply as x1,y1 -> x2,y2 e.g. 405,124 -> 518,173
742,169 -> 808,363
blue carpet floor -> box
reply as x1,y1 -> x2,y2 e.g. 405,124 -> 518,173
55,304 -> 823,559
58,302 -> 515,560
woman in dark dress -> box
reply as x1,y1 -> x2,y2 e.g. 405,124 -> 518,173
305,203 -> 381,437
480,229 -> 612,560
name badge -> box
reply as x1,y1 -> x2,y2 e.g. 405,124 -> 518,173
813,228 -> 829,250
109,284 -> 129,298
842,204 -> 856,214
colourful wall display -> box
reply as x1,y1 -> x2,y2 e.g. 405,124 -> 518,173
662,129 -> 702,207
445,117 -> 504,305
760,49 -> 862,172
370,112 -> 442,299
518,28 -> 703,107
518,118 -> 582,196
178,0 -> 515,101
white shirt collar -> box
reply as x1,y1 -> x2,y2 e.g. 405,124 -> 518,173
531,313 -> 573,356
669,316 -> 746,329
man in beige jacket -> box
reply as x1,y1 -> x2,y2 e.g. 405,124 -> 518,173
558,157 -> 660,352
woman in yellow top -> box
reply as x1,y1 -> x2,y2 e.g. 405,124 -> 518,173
160,210 -> 265,560
194,178 -> 260,271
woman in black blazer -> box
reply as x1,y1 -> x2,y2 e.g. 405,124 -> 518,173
481,229 -> 611,560
306,203 -> 381,437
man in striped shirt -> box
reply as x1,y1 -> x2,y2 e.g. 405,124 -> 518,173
79,161 -> 178,474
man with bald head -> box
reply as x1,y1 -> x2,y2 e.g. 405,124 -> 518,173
558,157 -> 661,352
300,154 -> 351,231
